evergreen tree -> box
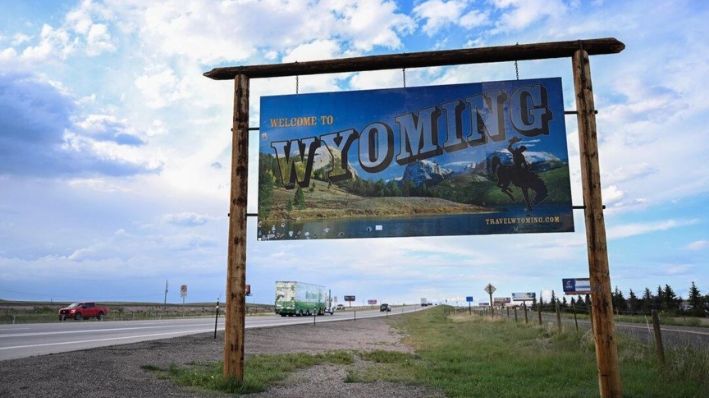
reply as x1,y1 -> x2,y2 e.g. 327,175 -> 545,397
641,288 -> 653,314
584,294 -> 591,309
531,297 -> 537,311
294,185 -> 305,209
549,291 -> 557,312
656,285 -> 664,311
576,294 -> 587,313
628,289 -> 639,315
286,199 -> 293,212
561,296 -> 568,309
688,282 -> 703,317
258,169 -> 274,218
663,284 -> 678,312
612,287 -> 627,314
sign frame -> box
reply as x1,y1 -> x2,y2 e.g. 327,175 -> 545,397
206,37 -> 625,396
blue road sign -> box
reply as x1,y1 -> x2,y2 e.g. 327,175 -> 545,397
466,296 -> 474,302
562,278 -> 591,295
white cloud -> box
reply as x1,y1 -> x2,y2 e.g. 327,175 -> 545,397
602,185 -> 624,206
491,0 -> 567,32
11,33 -> 32,46
134,66 -> 187,108
106,0 -> 413,65
686,240 -> 708,251
607,219 -> 698,240
163,212 -> 213,227
413,0 -> 489,36
86,23 -> 116,56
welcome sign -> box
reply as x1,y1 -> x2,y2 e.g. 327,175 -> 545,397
258,78 -> 573,240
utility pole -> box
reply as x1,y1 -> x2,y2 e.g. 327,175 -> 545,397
163,280 -> 168,309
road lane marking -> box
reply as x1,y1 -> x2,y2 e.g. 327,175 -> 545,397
0,307 -> 427,354
0,329 -> 222,351
0,323 -> 222,338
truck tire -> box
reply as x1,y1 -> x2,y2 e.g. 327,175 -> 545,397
75,313 -> 83,321
97,313 -> 105,321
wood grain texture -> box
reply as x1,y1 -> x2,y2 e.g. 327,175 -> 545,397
205,38 -> 624,80
224,74 -> 249,381
573,49 -> 622,398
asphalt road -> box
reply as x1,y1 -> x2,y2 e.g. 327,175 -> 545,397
0,305 -> 425,361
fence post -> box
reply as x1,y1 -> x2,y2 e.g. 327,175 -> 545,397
538,301 -> 542,326
514,307 -> 518,323
573,302 -> 579,333
651,309 -> 665,364
506,307 -> 510,319
524,303 -> 528,324
555,297 -> 562,333
214,300 -> 220,340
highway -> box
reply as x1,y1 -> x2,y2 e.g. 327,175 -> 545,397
0,305 -> 425,361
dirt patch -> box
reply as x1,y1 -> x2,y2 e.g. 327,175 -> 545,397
0,317 -> 441,397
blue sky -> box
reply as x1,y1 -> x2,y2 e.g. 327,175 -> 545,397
0,0 -> 707,306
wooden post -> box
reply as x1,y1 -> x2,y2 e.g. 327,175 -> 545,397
538,293 -> 543,326
573,48 -> 622,398
651,309 -> 665,364
514,307 -> 518,323
524,302 -> 528,324
573,302 -> 579,333
224,73 -> 249,382
555,294 -> 562,333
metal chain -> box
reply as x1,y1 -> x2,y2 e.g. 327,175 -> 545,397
402,68 -> 406,88
514,42 -> 520,80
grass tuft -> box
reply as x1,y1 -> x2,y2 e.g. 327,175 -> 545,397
165,351 -> 354,394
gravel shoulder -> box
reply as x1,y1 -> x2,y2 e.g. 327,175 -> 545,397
0,317 -> 442,397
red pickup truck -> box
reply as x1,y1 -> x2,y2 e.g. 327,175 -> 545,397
58,302 -> 109,321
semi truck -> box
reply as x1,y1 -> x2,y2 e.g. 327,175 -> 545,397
275,281 -> 328,316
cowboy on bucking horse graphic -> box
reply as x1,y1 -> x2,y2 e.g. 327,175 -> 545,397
491,136 -> 548,210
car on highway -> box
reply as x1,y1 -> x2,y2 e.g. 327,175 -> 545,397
380,303 -> 391,312
58,302 -> 109,321
336,304 -> 345,310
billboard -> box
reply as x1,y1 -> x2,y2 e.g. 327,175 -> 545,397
493,297 -> 512,305
512,292 -> 536,301
258,78 -> 573,240
344,295 -> 355,302
367,299 -> 377,305
563,278 -> 591,295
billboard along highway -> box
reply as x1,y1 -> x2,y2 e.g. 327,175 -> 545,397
258,78 -> 573,240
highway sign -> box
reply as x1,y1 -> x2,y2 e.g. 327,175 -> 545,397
479,302 -> 490,306
180,284 -> 188,297
562,278 -> 591,295
484,284 -> 496,295
512,292 -> 536,301
344,295 -> 355,302
493,297 -> 511,305
367,299 -> 377,305
466,296 -> 474,302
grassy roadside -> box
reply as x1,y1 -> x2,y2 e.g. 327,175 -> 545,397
144,351 -> 354,394
540,310 -> 709,328
356,307 -> 708,397
153,307 -> 708,397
